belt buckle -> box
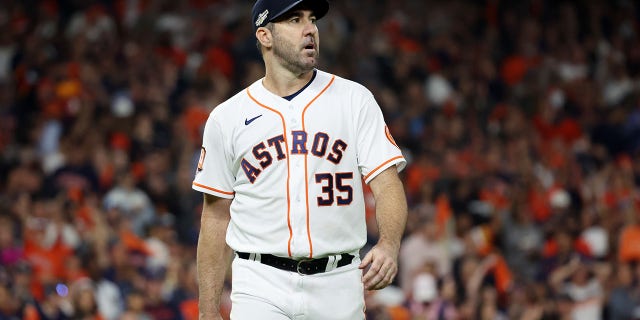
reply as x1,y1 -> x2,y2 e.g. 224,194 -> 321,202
296,259 -> 312,275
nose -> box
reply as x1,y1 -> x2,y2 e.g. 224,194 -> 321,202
302,18 -> 317,36
303,25 -> 316,37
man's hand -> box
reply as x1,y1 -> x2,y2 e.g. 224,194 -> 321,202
359,241 -> 399,290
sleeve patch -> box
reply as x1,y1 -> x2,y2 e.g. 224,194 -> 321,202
385,125 -> 400,149
197,147 -> 206,172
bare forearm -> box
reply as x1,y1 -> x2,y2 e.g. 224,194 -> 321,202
197,196 -> 233,318
370,168 -> 407,252
373,171 -> 407,251
361,167 -> 408,290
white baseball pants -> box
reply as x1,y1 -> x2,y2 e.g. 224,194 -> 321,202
229,255 -> 365,319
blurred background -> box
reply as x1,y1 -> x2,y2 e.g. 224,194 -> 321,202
0,0 -> 639,319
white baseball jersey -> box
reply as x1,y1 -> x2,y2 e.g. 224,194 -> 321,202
192,69 -> 405,259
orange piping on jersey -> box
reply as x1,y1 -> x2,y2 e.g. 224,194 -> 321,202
301,75 -> 335,258
363,156 -> 404,182
246,88 -> 293,257
192,182 -> 235,196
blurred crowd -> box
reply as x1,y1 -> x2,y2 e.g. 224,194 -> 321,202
0,0 -> 639,319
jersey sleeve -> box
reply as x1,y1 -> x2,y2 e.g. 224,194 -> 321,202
192,114 -> 235,199
356,92 -> 406,184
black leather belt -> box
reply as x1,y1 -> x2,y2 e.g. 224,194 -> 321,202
236,252 -> 355,275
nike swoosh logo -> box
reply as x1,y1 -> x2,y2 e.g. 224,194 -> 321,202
245,114 -> 262,125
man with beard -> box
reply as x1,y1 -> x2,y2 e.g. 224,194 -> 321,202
193,0 -> 407,319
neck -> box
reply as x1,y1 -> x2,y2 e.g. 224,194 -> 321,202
262,58 -> 314,97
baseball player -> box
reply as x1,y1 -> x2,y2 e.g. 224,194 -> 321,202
193,0 -> 408,319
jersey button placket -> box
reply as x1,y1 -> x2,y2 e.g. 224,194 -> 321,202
287,104 -> 308,257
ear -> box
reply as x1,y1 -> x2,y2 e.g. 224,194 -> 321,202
256,27 -> 273,49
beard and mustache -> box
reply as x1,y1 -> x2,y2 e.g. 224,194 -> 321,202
271,28 -> 319,75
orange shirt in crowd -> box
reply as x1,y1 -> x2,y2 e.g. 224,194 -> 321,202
23,231 -> 73,287
619,224 -> 640,262
532,115 -> 582,146
182,105 -> 210,143
386,305 -> 411,320
404,161 -> 440,197
180,300 -> 199,320
492,255 -> 513,295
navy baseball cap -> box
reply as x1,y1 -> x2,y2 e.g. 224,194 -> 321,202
252,0 -> 329,31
